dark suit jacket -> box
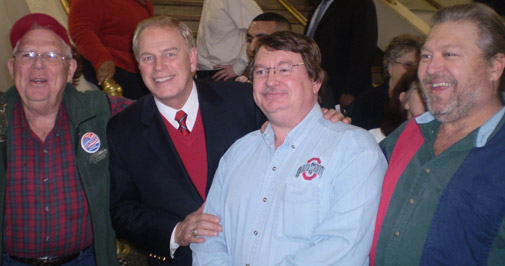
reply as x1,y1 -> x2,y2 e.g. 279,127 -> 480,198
307,0 -> 378,107
350,81 -> 390,130
107,79 -> 265,265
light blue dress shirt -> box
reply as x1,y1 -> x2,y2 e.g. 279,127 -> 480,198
191,104 -> 387,266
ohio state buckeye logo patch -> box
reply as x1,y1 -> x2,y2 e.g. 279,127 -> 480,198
295,157 -> 325,180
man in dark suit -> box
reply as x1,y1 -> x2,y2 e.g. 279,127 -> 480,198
306,0 -> 378,111
107,16 -> 265,265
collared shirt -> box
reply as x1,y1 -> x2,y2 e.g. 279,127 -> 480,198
196,0 -> 262,75
376,107 -> 505,265
3,96 -> 130,257
155,81 -> 198,131
191,104 -> 387,265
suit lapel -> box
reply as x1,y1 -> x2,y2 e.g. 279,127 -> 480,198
317,0 -> 344,29
195,80 -> 228,194
140,95 -> 203,202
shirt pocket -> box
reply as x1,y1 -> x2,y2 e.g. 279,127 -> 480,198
273,181 -> 321,241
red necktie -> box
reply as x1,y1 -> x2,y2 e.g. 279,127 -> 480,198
175,110 -> 190,135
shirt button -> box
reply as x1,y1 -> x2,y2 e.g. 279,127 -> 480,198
246,264 -> 250,266
43,149 -> 48,154
291,145 -> 295,149
394,231 -> 400,237
45,206 -> 50,212
43,178 -> 49,183
272,166 -> 277,171
263,197 -> 267,202
45,236 -> 50,242
425,168 -> 431,173
253,230 -> 258,235
409,198 -> 415,204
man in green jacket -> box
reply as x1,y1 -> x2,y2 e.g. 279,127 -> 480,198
0,13 -> 126,266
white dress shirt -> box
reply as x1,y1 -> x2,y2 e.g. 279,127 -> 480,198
196,0 -> 262,75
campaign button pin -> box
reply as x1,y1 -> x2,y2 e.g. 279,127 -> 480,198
81,132 -> 101,153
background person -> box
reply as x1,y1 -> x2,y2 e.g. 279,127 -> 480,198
351,34 -> 424,130
69,0 -> 153,99
196,0 -> 262,81
306,0 -> 378,111
369,68 -> 426,142
236,12 -> 292,83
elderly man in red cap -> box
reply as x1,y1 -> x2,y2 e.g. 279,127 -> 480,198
0,13 -> 129,266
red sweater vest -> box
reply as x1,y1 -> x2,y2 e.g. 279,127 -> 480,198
162,110 -> 208,200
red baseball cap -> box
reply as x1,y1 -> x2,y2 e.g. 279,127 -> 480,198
10,13 -> 71,49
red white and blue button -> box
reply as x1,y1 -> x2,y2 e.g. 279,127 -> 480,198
81,132 -> 101,153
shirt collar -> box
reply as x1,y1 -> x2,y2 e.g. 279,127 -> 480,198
155,81 -> 199,131
415,106 -> 505,148
262,103 -> 322,149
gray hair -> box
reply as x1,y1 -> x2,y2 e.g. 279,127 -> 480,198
133,16 -> 195,60
383,34 -> 424,76
432,3 -> 505,90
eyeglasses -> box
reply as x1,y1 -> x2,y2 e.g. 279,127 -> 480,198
393,60 -> 415,70
253,62 -> 304,79
13,51 -> 69,65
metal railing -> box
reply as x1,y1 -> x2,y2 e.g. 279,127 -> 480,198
386,0 -> 443,10
277,0 -> 308,26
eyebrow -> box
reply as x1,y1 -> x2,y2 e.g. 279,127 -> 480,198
422,44 -> 461,52
139,47 -> 178,56
254,60 -> 293,68
162,47 -> 178,52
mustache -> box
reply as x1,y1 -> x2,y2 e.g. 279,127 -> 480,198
261,86 -> 288,95
422,73 -> 456,86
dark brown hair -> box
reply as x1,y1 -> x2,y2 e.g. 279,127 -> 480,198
250,31 -> 327,87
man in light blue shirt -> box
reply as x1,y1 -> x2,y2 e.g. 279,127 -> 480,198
191,31 -> 387,265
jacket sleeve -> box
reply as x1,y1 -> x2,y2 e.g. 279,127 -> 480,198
107,123 -> 179,259
68,0 -> 113,69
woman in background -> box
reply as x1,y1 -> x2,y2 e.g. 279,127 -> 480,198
370,67 -> 426,142
351,34 -> 424,130
69,0 -> 153,99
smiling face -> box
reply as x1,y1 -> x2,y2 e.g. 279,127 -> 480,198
252,47 -> 320,128
8,28 -> 76,110
137,25 -> 196,109
418,20 -> 502,123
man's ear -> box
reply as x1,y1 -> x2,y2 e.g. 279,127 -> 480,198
312,80 -> 322,95
190,47 -> 197,73
399,91 -> 408,110
7,59 -> 14,79
66,59 -> 78,83
490,53 -> 505,83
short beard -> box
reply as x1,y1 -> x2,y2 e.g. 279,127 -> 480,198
422,76 -> 477,123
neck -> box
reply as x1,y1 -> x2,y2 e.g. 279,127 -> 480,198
434,101 -> 503,156
23,102 -> 60,141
